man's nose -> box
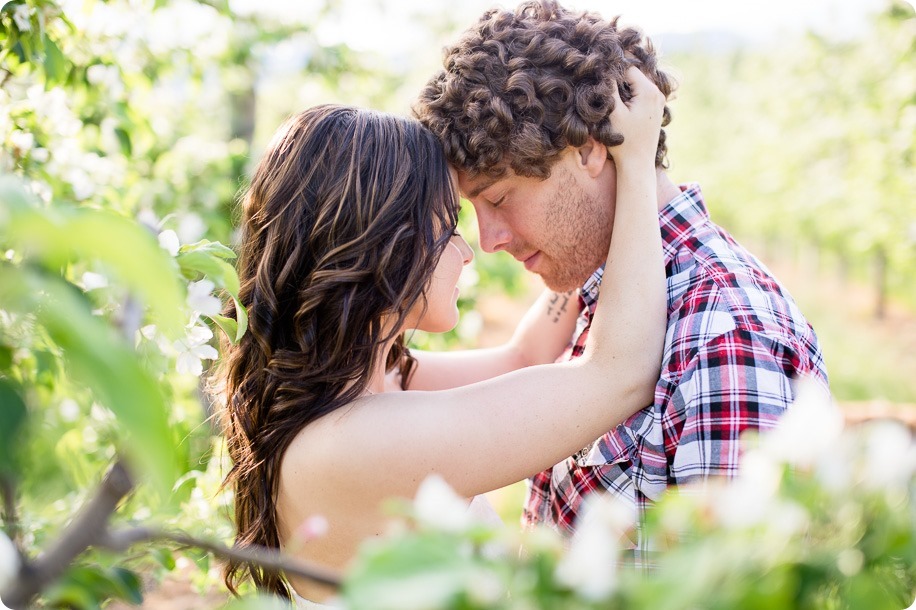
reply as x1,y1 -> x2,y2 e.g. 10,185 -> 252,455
475,210 -> 511,254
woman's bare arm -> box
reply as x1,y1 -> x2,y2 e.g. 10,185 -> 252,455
406,288 -> 579,391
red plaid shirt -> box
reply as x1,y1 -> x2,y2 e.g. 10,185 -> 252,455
523,184 -> 828,560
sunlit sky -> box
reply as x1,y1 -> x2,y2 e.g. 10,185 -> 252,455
314,0 -> 895,57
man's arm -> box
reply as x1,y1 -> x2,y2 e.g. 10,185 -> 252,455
407,288 -> 579,391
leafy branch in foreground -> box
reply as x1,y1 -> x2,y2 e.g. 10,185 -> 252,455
0,459 -> 340,608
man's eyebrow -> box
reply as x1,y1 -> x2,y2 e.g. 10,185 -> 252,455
467,178 -> 499,199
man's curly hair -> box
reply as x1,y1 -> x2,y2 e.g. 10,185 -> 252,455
414,0 -> 676,179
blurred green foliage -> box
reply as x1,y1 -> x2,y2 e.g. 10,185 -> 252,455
666,2 -> 915,312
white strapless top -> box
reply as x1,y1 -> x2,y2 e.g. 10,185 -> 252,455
293,592 -> 338,608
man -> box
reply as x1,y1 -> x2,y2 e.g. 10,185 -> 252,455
413,0 -> 829,560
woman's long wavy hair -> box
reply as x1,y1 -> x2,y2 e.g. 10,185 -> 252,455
215,105 -> 460,598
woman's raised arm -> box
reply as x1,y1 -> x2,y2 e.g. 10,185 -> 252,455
405,287 -> 579,391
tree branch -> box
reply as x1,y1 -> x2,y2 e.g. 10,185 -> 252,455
1,460 -> 134,608
99,527 -> 342,588
0,474 -> 19,545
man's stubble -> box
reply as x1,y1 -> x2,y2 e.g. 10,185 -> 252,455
538,167 -> 615,293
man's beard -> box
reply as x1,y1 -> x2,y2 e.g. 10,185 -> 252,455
537,168 -> 613,292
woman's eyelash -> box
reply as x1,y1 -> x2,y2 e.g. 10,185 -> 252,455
492,195 -> 506,208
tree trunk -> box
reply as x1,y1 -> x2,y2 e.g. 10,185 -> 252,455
874,247 -> 887,320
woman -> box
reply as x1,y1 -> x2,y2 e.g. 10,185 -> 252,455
217,67 -> 667,604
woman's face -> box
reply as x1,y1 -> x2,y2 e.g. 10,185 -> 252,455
410,232 -> 474,333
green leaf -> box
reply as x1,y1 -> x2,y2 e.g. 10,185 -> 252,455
0,378 -> 28,474
55,428 -> 96,489
151,547 -> 177,571
11,38 -> 26,63
233,296 -> 248,341
0,177 -> 185,337
108,567 -> 144,605
210,295 -> 247,343
209,314 -> 238,344
0,266 -> 179,494
179,239 -> 237,259
0,343 -> 13,370
45,564 -> 144,607
114,126 -> 132,156
42,33 -> 68,84
177,249 -> 240,297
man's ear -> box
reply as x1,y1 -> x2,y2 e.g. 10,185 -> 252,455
575,137 -> 609,179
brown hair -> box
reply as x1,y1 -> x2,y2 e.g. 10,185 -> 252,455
413,0 -> 676,179
215,105 -> 459,597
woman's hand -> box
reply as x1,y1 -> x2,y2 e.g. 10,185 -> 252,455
608,66 -> 666,170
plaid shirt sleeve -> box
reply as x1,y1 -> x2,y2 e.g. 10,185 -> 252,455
665,327 -> 806,483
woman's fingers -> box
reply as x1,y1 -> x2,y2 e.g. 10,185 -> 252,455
609,66 -> 665,164
621,66 -> 655,101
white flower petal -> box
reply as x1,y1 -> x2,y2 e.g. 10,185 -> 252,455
13,4 -> 31,31
176,351 -> 203,376
413,474 -> 471,532
158,229 -> 180,257
191,344 -> 218,360
187,279 -> 221,316
862,420 -> 916,490
185,323 -> 213,346
80,271 -> 109,291
0,528 -> 21,593
555,494 -> 625,600
9,130 -> 34,152
763,377 -> 841,467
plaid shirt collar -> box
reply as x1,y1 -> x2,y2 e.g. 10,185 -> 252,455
580,183 -> 707,309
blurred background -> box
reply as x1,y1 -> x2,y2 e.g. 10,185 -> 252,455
2,0 -> 913,606
254,0 -> 916,411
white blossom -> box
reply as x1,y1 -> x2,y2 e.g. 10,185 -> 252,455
173,323 -> 218,376
187,279 -> 221,317
146,0 -> 230,58
292,515 -> 330,544
9,130 -> 34,154
413,474 -> 472,532
555,494 -> 630,600
138,324 -> 171,353
66,167 -> 95,200
27,179 -> 52,203
26,86 -> 81,137
158,230 -> 180,257
836,549 -> 864,577
86,65 -> 124,98
457,310 -> 483,341
0,528 -> 20,594
80,271 -> 109,291
59,399 -> 80,422
716,450 -> 782,528
861,420 -> 916,490
466,568 -> 504,605
762,377 -> 841,467
12,4 -> 31,31
82,425 -> 98,446
177,213 -> 206,244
